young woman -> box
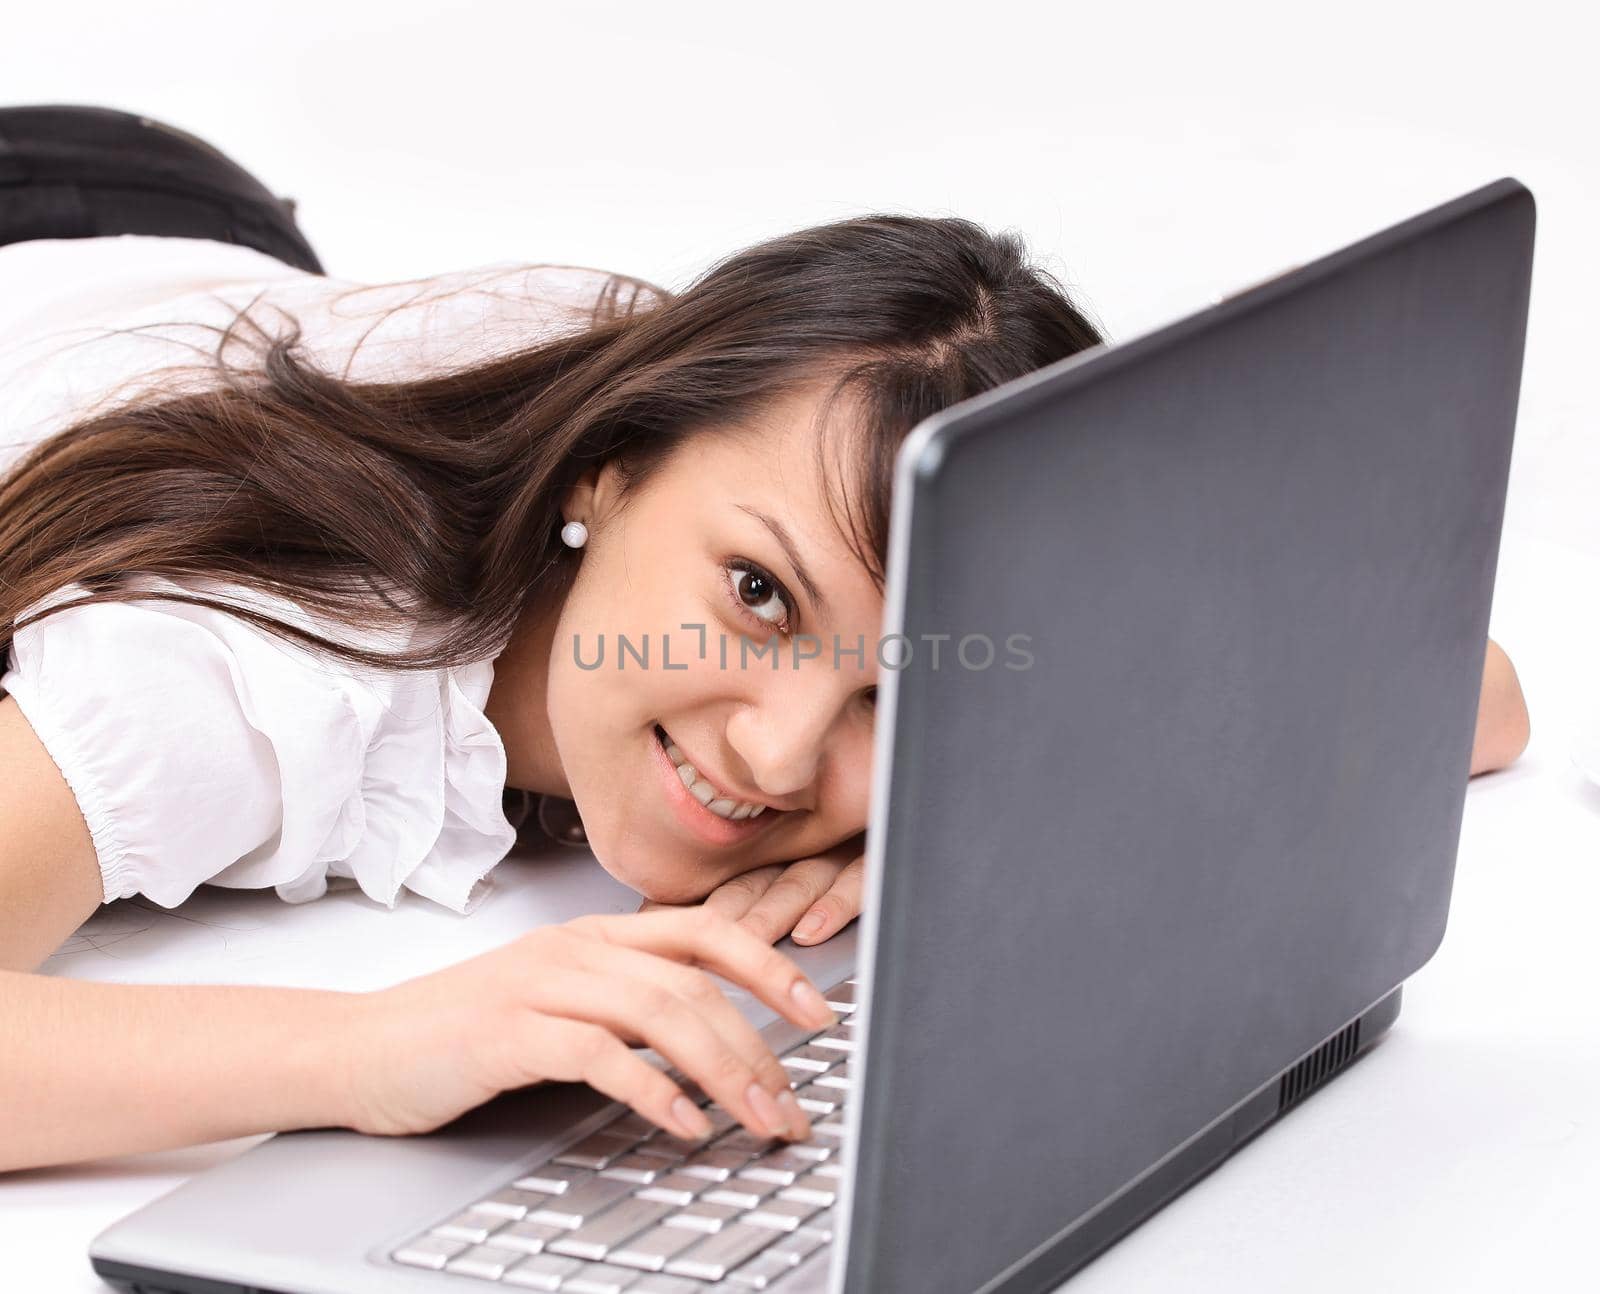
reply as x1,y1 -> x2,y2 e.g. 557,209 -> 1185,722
0,107 -> 1531,1174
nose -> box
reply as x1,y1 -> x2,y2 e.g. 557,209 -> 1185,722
726,675 -> 848,808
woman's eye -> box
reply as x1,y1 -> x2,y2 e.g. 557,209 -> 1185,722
726,561 -> 794,634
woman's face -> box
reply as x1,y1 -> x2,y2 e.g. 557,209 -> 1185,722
494,383 -> 884,902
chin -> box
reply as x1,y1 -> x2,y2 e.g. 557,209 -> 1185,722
636,874 -> 718,905
590,848 -> 705,905
620,864 -> 718,905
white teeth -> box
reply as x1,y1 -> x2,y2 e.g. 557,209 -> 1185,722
661,730 -> 768,820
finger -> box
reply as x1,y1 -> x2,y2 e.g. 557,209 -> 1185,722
565,907 -> 839,1034
560,937 -> 811,1137
792,854 -> 866,945
736,856 -> 849,945
698,863 -> 787,922
521,962 -> 808,1141
514,1013 -> 714,1142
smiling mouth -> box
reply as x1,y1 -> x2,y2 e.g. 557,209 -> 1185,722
655,723 -> 777,823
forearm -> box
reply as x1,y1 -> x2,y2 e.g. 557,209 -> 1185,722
0,971 -> 358,1173
1469,638 -> 1531,776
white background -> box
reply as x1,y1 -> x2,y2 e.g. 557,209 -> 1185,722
2,2 -> 1598,1291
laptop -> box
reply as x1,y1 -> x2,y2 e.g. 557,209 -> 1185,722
88,176 -> 1535,1294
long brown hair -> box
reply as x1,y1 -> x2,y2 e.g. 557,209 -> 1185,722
0,215 -> 1104,682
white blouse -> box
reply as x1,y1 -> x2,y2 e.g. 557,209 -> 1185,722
0,235 -> 630,914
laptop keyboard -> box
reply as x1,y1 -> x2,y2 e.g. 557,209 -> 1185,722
389,975 -> 858,1291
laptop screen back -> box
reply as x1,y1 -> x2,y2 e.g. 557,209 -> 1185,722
840,181 -> 1534,1294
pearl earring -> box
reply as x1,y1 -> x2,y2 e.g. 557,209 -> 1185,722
560,520 -> 588,549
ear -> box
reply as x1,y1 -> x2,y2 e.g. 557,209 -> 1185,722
559,460 -> 624,529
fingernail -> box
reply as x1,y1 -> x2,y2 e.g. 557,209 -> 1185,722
789,977 -> 835,1026
775,1086 -> 811,1139
671,1095 -> 713,1140
794,911 -> 826,941
745,1082 -> 790,1138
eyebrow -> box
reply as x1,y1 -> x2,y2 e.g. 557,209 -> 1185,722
734,503 -> 829,620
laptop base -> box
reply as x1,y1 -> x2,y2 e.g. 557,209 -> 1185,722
89,988 -> 1402,1294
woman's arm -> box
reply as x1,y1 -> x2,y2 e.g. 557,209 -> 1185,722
0,698 -> 832,1173
1470,637 -> 1531,776
0,694 -> 357,1169
0,973 -> 356,1172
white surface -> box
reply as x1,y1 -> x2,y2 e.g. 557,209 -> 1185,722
2,1 -> 1597,1289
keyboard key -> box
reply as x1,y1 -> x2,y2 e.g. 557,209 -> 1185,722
514,1163 -> 591,1195
654,1101 -> 733,1136
529,1175 -> 636,1229
679,1147 -> 754,1181
812,1065 -> 852,1090
608,1222 -> 706,1271
470,1187 -> 550,1219
605,1111 -> 661,1140
810,1033 -> 854,1054
701,1177 -> 781,1210
501,1252 -> 583,1289
773,1245 -> 834,1293
635,1134 -> 698,1162
780,1046 -> 839,1074
431,1209 -> 503,1243
778,1173 -> 838,1207
600,1153 -> 675,1184
744,1197 -> 820,1232
634,1172 -> 712,1206
563,1263 -> 645,1293
493,1218 -> 566,1254
727,1249 -> 801,1288
779,1054 -> 833,1077
808,1117 -> 848,1139
662,1201 -> 744,1233
629,1277 -> 704,1294
547,1197 -> 675,1261
769,1228 -> 827,1263
715,1129 -> 784,1157
785,1141 -> 834,1163
822,982 -> 856,1011
792,1086 -> 839,1116
392,1233 -> 467,1269
798,1207 -> 837,1242
664,1221 -> 782,1281
444,1243 -> 527,1279
554,1131 -> 640,1170
737,1148 -> 824,1185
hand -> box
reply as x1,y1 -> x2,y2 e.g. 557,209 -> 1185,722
339,908 -> 838,1144
638,833 -> 867,947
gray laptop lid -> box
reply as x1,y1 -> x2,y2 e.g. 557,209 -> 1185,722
838,180 -> 1534,1293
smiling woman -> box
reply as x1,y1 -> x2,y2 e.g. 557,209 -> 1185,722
0,107 -> 1529,1176
0,105 -> 1110,1174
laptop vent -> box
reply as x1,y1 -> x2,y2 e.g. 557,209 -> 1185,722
1277,1019 -> 1362,1113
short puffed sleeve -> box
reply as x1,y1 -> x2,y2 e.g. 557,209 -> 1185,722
0,577 -> 518,914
